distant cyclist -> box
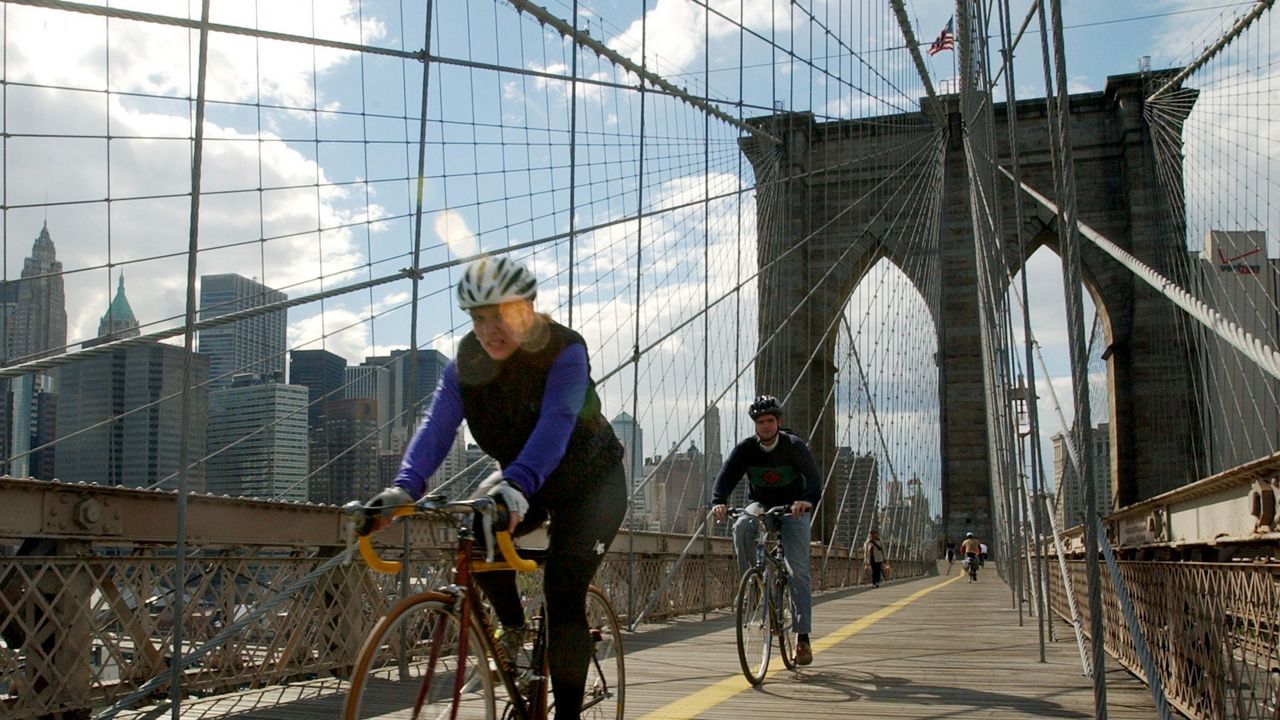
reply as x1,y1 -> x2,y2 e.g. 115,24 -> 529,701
710,395 -> 821,666
358,256 -> 625,719
960,532 -> 982,581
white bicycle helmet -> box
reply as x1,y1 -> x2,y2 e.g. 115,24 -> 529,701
456,257 -> 537,310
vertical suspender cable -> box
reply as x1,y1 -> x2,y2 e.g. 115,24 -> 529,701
998,0 -> 1049,661
566,0 -> 580,325
404,0 -> 436,599
626,0 -> 650,623
1,1 -> 6,437
171,1 -> 212,715
1044,0 -> 1107,712
1031,0 -> 1067,655
700,0 -> 711,620
974,0 -> 1022,613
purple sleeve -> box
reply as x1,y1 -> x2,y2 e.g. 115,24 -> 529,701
393,362 -> 463,499
501,343 -> 589,496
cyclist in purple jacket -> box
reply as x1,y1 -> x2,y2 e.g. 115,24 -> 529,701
360,256 -> 625,719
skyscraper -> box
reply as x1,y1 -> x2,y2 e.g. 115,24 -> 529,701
308,398 -> 380,505
1052,422 -> 1111,530
612,411 -> 647,521
831,447 -> 879,549
57,280 -> 207,490
0,224 -> 68,478
1193,230 -> 1280,473
91,274 -> 140,346
611,411 -> 644,483
9,222 -> 67,362
289,349 -> 347,428
362,348 -> 448,437
652,442 -> 714,535
345,364 -> 392,448
206,374 -> 308,501
198,274 -> 287,386
703,403 -> 722,463
57,343 -> 208,490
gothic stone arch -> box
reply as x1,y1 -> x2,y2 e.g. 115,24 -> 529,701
740,71 -> 1202,544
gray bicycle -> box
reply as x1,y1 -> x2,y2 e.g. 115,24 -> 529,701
730,504 -> 798,685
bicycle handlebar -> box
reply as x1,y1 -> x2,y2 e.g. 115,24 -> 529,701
344,496 -> 538,574
727,504 -> 792,520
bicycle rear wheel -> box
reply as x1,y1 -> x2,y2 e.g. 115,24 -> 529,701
774,573 -> 797,670
735,568 -> 770,685
581,585 -> 625,719
343,592 -> 496,720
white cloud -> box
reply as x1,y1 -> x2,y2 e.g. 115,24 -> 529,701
605,0 -> 784,79
287,307 -> 370,365
4,2 -> 389,347
8,2 -> 383,109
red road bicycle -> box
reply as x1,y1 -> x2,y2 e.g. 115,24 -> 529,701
341,494 -> 624,719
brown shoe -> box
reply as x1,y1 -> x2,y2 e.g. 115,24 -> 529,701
795,640 -> 813,666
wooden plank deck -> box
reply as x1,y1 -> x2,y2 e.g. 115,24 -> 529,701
120,564 -> 1168,719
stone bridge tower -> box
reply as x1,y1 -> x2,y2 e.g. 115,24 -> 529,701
740,71 -> 1202,545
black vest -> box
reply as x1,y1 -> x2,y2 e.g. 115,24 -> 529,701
457,318 -> 622,497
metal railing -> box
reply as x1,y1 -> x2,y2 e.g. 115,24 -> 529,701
0,478 -> 917,718
1046,559 -> 1279,720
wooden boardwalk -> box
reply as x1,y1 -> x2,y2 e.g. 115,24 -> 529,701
124,564 -> 1167,719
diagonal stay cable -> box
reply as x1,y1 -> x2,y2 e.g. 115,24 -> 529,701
504,0 -> 779,145
626,132 -> 945,615
621,130 -> 943,505
999,166 -> 1280,384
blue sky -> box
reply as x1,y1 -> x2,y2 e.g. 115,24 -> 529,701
2,0 -> 1271,493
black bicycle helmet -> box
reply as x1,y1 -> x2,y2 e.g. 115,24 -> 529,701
748,394 -> 782,419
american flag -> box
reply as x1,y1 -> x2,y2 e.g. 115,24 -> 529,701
928,17 -> 955,56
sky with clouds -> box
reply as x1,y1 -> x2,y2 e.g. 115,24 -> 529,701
2,0 -> 1272,496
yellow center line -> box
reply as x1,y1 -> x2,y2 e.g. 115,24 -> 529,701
638,574 -> 965,720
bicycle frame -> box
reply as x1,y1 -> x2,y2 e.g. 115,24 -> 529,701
450,526 -> 550,719
731,504 -> 797,682
351,499 -> 549,719
751,520 -> 790,632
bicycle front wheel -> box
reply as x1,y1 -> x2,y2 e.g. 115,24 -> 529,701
774,573 -> 798,670
735,568 -> 770,685
343,592 -> 496,720
582,585 -> 625,719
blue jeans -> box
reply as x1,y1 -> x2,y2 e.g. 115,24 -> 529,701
733,511 -> 813,634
